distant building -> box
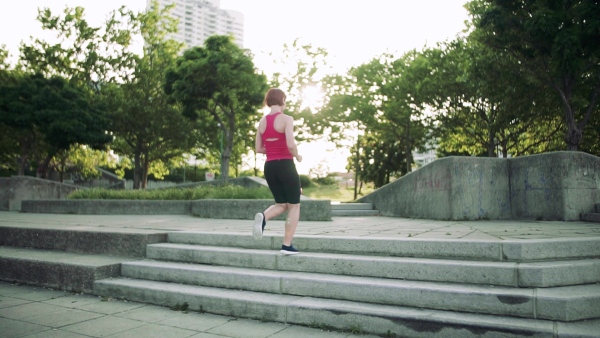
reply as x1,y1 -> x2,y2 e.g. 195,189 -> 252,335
147,0 -> 244,48
413,148 -> 437,168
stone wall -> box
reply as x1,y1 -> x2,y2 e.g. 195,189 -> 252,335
358,151 -> 599,221
0,176 -> 81,211
509,152 -> 600,220
20,199 -> 332,221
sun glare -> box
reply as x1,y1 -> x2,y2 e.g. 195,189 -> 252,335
300,85 -> 325,113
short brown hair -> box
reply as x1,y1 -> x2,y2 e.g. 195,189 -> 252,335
264,88 -> 286,107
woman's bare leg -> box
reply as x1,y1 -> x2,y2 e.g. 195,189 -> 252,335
264,203 -> 287,221
283,203 -> 300,246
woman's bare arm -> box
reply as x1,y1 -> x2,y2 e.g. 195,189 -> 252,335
285,116 -> 302,162
255,119 -> 266,154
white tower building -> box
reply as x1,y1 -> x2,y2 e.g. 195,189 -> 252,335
147,0 -> 244,48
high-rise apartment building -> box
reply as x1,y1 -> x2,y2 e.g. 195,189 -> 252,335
147,0 -> 244,48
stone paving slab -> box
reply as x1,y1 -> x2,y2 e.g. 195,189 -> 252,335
2,211 -> 600,240
0,281 -> 368,338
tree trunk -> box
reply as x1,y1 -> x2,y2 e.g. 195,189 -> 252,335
37,154 -> 53,179
133,150 -> 142,190
556,82 -> 584,151
405,121 -> 412,173
564,127 -> 582,151
353,135 -> 360,200
142,155 -> 149,189
17,135 -> 32,176
17,155 -> 27,176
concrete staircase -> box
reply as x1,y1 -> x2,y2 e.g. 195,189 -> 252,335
581,203 -> 600,223
94,232 -> 600,337
331,202 -> 379,217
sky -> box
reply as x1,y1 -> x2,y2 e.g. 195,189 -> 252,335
0,0 -> 470,175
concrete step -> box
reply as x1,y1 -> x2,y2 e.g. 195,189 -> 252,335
0,226 -> 166,257
93,278 -> 599,337
166,232 -> 600,262
120,259 -> 600,321
331,209 -> 380,216
330,203 -> 375,210
144,243 -> 600,287
582,213 -> 600,223
0,246 -> 130,292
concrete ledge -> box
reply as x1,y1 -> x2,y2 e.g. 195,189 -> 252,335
120,260 -> 600,321
510,152 -> 600,220
502,238 -> 600,261
94,278 -> 560,337
121,260 -> 536,319
146,243 -> 519,286
0,227 -> 167,257
537,284 -> 600,321
191,199 -> 331,221
357,156 -> 510,220
21,199 -> 192,215
20,199 -> 331,221
0,246 -> 129,293
358,152 -> 600,221
168,232 -> 504,260
0,176 -> 81,211
166,232 -> 600,262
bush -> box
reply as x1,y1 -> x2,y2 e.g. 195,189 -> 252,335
314,175 -> 337,186
299,174 -> 312,188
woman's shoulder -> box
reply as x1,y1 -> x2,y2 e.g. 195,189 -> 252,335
280,113 -> 294,121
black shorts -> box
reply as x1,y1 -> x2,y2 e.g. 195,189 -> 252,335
264,159 -> 301,204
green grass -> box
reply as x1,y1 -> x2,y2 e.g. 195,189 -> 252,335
303,184 -> 374,202
68,185 -> 273,200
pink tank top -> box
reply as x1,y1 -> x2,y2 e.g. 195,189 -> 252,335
262,112 -> 293,161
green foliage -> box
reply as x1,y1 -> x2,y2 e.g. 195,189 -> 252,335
106,1 -> 194,189
313,175 -> 337,186
165,35 -> 268,181
268,39 -> 331,142
468,0 -> 600,150
299,174 -> 312,188
0,72 -> 111,176
51,145 -> 117,181
68,185 -> 273,200
418,37 -> 563,158
19,5 -> 137,90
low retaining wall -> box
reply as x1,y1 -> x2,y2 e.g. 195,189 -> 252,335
509,152 -> 600,220
358,151 -> 599,221
358,157 -> 510,220
20,199 -> 332,221
191,199 -> 331,221
21,200 -> 192,215
0,176 -> 81,211
0,227 -> 167,257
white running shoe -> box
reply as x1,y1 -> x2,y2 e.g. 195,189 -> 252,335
253,212 -> 265,240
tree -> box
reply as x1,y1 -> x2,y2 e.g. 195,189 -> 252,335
268,39 -> 331,142
417,37 -> 563,158
383,51 -> 429,172
106,2 -> 195,189
468,0 -> 600,150
13,5 -> 141,178
0,73 -> 111,176
165,35 -> 268,181
19,5 -> 137,93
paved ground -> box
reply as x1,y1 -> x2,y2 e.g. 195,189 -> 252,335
0,281 -> 376,338
2,212 -> 600,240
1,212 -> 600,337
